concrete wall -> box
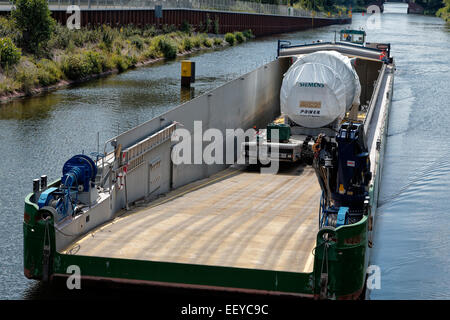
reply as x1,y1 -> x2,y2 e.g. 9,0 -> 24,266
111,58 -> 290,211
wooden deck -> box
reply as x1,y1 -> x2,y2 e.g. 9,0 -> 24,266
64,164 -> 321,273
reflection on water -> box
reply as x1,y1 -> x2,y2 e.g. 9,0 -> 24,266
1,3 -> 450,299
180,87 -> 196,103
0,94 -> 62,120
384,3 -> 408,14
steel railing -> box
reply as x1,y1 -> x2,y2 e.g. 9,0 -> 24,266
0,0 -> 349,18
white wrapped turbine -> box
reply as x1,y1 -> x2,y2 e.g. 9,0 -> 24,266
280,51 -> 361,128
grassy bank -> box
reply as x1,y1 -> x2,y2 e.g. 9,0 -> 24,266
0,17 -> 254,101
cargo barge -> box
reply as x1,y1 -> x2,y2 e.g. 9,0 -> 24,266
23,30 -> 395,299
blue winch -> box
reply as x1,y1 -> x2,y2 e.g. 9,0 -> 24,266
37,155 -> 97,219
333,122 -> 371,209
61,154 -> 97,193
313,122 -> 372,229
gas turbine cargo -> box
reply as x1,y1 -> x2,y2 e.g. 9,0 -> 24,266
280,51 -> 361,128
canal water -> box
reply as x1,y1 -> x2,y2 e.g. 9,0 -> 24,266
0,3 -> 449,299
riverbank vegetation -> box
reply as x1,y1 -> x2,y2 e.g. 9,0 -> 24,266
288,0 -> 447,21
437,0 -> 450,22
414,0 -> 445,16
270,0 -> 447,17
246,0 -> 355,14
0,0 -> 254,99
293,0 -> 348,13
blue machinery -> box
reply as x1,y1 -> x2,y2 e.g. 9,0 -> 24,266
37,155 -> 97,220
313,122 -> 372,229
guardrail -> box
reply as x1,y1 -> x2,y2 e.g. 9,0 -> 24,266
0,0 -> 349,18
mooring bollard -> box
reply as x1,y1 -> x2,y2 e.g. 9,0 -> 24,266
181,60 -> 195,88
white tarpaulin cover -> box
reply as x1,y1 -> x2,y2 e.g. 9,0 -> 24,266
280,51 -> 361,128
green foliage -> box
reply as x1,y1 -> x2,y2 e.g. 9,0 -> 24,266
48,25 -> 102,50
234,32 -> 245,43
0,77 -> 20,95
120,24 -> 142,37
129,55 -> 138,67
243,29 -> 254,39
36,58 -> 62,86
1,19 -> 248,98
153,36 -> 178,59
198,21 -> 205,33
416,0 -> 446,15
11,0 -> 56,54
143,43 -> 161,59
101,25 -> 118,50
203,38 -> 213,48
180,20 -> 193,35
183,37 -> 193,51
61,53 -> 92,80
72,31 -> 87,48
206,14 -> 212,33
14,60 -> 39,93
437,0 -> 450,22
0,17 -> 20,44
162,24 -> 177,34
225,33 -> 236,46
111,54 -> 130,72
214,18 -> 220,34
142,25 -> 157,38
294,0 -> 362,13
47,24 -> 72,49
0,37 -> 21,68
72,29 -> 100,47
160,38 -> 178,59
130,35 -> 144,50
85,50 -> 109,74
61,51 -> 111,80
191,35 -> 202,48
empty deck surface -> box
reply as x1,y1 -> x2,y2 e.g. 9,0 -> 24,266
64,164 -> 321,273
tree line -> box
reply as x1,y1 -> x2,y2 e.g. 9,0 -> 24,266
245,1 -> 378,13
247,0 -> 448,19
437,0 -> 450,21
415,0 -> 447,15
